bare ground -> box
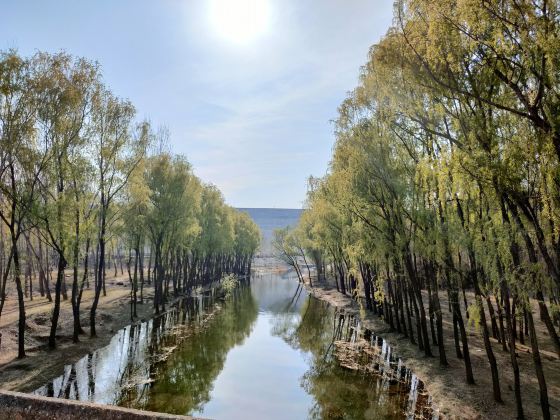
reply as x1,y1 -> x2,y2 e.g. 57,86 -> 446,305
0,274 -> 156,392
305,279 -> 560,420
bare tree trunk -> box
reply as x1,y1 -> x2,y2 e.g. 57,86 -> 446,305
102,253 -> 107,297
77,237 -> 90,335
61,269 -> 68,301
139,243 -> 144,304
49,253 -> 67,349
473,272 -> 501,402
431,269 -> 447,366
147,248 -> 152,285
113,245 -> 118,277
133,247 -> 138,318
486,296 -> 500,341
502,285 -> 524,418
12,233 -> 26,359
0,247 -> 14,321
525,307 -> 550,419
90,209 -> 107,337
120,244 -> 124,276
71,207 -> 81,343
38,238 -> 52,302
126,248 -> 133,321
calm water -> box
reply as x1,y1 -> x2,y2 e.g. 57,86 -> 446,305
34,262 -> 432,419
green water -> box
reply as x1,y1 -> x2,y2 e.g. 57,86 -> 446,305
35,266 -> 430,419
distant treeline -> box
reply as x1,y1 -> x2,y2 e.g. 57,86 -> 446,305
0,51 -> 260,359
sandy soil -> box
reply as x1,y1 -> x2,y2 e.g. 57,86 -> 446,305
0,274 -> 157,392
305,279 -> 560,420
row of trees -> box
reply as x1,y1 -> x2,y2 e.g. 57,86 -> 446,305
0,50 -> 260,359
286,1 -> 560,418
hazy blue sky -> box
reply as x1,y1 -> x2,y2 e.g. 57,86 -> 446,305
1,0 -> 393,208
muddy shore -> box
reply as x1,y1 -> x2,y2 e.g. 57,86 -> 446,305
304,280 -> 559,419
0,277 -> 224,393
0,280 -> 157,392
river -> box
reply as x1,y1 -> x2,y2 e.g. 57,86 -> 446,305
34,259 -> 431,419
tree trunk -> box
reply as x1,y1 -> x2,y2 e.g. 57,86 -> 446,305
49,253 -> 67,349
12,235 -> 26,359
90,210 -> 107,337
525,307 -> 550,419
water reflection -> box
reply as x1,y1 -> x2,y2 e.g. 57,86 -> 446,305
35,291 -> 258,413
35,267 -> 434,419
274,297 -> 435,419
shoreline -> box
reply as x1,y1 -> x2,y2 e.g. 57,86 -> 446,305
1,264 -> 557,419
0,279 -> 224,393
0,285 -> 156,392
303,279 -> 559,419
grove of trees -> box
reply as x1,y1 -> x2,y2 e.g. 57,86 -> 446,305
281,1 -> 560,418
0,50 -> 260,359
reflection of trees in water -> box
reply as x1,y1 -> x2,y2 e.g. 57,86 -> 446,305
268,282 -> 307,340
36,316 -> 155,406
35,279 -> 426,419
271,296 -> 336,353
250,270 -> 304,313
142,285 -> 259,415
34,286 -> 259,416
272,297 -> 406,420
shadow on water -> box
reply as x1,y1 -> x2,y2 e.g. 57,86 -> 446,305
35,267 -> 435,419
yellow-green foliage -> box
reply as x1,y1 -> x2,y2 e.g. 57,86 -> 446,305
294,0 -> 560,313
466,303 -> 481,333
221,274 -> 240,299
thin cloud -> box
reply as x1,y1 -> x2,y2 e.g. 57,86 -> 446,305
0,0 -> 394,207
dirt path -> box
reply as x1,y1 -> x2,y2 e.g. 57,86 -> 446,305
0,286 -> 131,329
305,280 -> 560,420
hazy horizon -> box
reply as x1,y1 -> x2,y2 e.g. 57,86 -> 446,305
236,206 -> 302,210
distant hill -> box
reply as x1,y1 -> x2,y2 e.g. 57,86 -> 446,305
236,208 -> 303,254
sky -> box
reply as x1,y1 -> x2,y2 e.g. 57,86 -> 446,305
1,0 -> 394,208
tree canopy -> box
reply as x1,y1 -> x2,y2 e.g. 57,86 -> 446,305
0,50 -> 260,359
293,2 -> 560,418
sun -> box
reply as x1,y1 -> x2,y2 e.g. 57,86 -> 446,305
209,0 -> 271,45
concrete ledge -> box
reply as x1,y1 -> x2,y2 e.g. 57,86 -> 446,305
0,390 -> 201,420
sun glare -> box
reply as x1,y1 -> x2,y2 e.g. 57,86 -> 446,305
209,0 -> 271,45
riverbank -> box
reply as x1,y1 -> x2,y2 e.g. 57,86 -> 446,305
0,277 -> 158,392
304,279 -> 560,419
0,273 -> 231,394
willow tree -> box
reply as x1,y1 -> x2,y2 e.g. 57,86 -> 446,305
122,124 -> 152,319
297,2 -> 559,417
0,51 -> 44,358
89,87 -> 144,337
272,227 -> 305,283
31,53 -> 98,348
390,2 -> 558,412
193,185 -> 235,284
0,49 -> 259,361
145,153 -> 199,313
233,211 -> 261,275
296,205 -> 326,283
